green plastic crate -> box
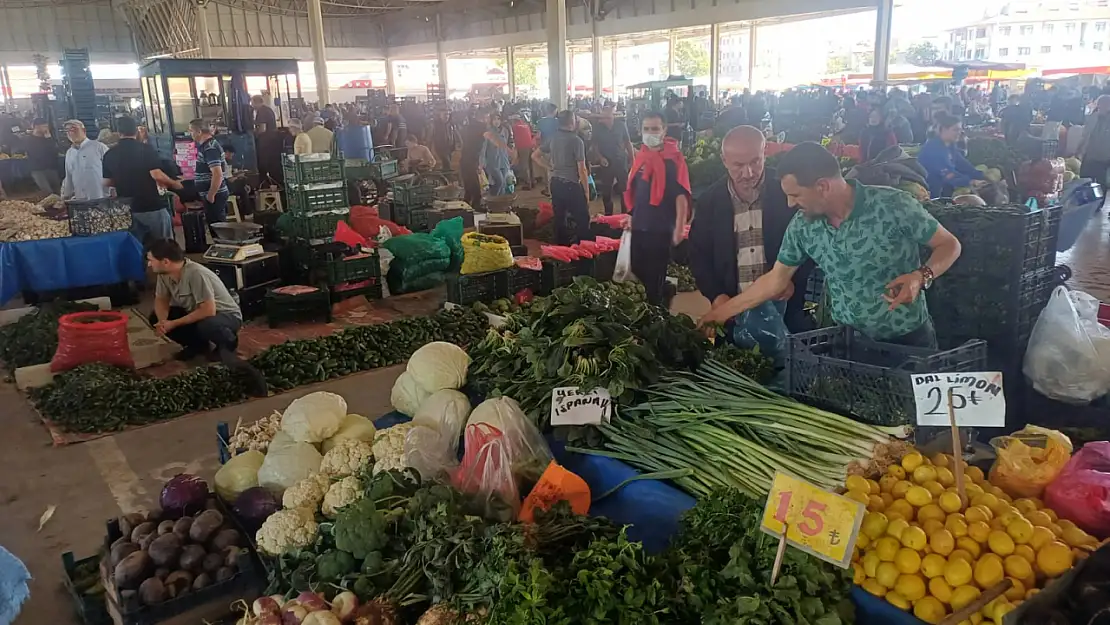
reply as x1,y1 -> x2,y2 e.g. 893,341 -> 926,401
393,205 -> 430,231
286,184 -> 349,213
370,158 -> 400,181
345,158 -> 372,180
284,210 -> 350,241
283,155 -> 345,185
323,250 -> 381,284
391,179 -> 436,208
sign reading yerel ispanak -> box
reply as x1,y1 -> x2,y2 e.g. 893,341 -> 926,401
911,372 -> 1006,428
549,387 -> 613,426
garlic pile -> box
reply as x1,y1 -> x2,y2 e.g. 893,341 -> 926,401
227,411 -> 283,456
0,200 -> 71,241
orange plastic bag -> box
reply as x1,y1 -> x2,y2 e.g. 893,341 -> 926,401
51,311 -> 134,372
519,460 -> 591,522
989,426 -> 1073,499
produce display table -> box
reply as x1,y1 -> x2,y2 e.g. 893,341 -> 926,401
0,231 -> 147,304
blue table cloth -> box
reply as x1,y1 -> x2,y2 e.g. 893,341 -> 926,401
0,231 -> 147,304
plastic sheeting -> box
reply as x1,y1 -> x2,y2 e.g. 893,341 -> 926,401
0,231 -> 147,304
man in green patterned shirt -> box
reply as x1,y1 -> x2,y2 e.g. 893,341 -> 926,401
700,142 -> 962,347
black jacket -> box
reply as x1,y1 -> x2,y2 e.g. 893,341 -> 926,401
688,168 -> 815,333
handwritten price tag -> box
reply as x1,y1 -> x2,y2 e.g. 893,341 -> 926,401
760,472 -> 864,569
911,372 -> 1006,428
549,387 -> 612,426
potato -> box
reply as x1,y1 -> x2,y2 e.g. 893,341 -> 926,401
164,571 -> 193,597
202,553 -> 223,573
110,541 -> 139,567
146,509 -> 163,522
157,520 -> 176,535
138,578 -> 167,605
154,568 -> 170,581
148,534 -> 183,568
139,532 -> 158,551
189,510 -> 224,544
171,517 -> 193,541
210,529 -> 241,551
178,545 -> 207,573
118,513 -> 147,538
131,521 -> 157,544
222,546 -> 242,568
192,572 -> 212,591
215,566 -> 235,583
114,551 -> 152,589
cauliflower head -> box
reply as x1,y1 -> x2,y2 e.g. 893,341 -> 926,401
372,423 -> 414,475
282,473 -> 331,511
256,507 -> 318,556
319,439 -> 374,478
321,475 -> 364,518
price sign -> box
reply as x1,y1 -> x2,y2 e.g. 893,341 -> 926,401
760,472 -> 864,569
911,372 -> 1006,427
549,387 -> 612,426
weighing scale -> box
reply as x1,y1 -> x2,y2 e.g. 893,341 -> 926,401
203,222 -> 266,262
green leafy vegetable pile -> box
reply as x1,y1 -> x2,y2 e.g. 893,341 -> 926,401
30,308 -> 488,433
0,300 -> 99,371
667,262 -> 697,292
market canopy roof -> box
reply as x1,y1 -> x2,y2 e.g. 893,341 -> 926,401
933,60 -> 1027,71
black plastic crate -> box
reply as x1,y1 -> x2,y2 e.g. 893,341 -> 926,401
393,205 -> 430,231
265,286 -> 332,327
593,251 -> 618,282
929,203 -> 1062,281
391,178 -> 436,208
322,250 -> 381,284
541,259 -> 595,293
344,158 -> 372,181
330,279 -> 383,302
62,551 -> 111,625
784,326 -> 988,427
282,154 -> 345,185
447,270 -> 510,305
286,183 -> 349,214
508,265 -> 542,295
1017,386 -> 1110,447
66,198 -> 132,236
369,158 -> 400,181
283,209 -> 349,241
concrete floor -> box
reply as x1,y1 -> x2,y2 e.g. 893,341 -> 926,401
2,206 -> 1107,625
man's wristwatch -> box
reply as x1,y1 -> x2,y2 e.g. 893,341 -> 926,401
917,266 -> 935,290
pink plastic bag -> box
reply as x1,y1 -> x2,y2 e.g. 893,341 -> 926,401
1044,441 -> 1110,539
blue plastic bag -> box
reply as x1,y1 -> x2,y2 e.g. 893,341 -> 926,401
727,300 -> 788,367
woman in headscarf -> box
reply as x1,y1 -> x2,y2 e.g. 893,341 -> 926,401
482,111 -> 513,196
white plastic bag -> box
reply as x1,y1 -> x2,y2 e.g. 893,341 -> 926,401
1024,286 -> 1110,404
613,229 -> 633,283
413,389 -> 471,445
281,391 -> 346,443
403,424 -> 459,480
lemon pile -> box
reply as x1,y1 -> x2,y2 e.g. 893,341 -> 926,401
848,451 -> 1099,624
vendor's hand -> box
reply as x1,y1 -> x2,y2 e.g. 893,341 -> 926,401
698,307 -> 727,330
206,190 -> 217,204
710,294 -> 731,310
883,271 -> 925,310
671,223 -> 684,247
774,280 -> 795,302
598,156 -> 609,168
154,320 -> 169,335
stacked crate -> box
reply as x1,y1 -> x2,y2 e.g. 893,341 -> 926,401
289,241 -> 384,302
282,154 -> 351,242
389,175 -> 436,232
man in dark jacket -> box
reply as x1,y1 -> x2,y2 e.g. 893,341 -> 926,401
688,125 -> 814,333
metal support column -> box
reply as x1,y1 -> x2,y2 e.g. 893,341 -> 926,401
610,45 -> 618,99
546,0 -> 567,107
747,25 -> 758,91
591,21 -> 603,101
567,50 -> 575,97
307,0 -> 329,105
506,46 -> 516,98
668,30 -> 678,77
196,0 -> 212,58
709,23 -> 720,102
873,0 -> 894,85
435,13 -> 448,93
385,58 -> 396,96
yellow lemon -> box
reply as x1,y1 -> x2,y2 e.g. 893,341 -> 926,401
939,491 -> 963,514
944,557 -> 974,587
932,453 -> 951,468
923,519 -> 946,535
950,584 -> 981,610
875,536 -> 901,562
971,493 -> 999,512
988,530 -> 1016,556
1025,509 -> 1052,528
1026,588 -> 1039,600
846,474 -> 871,494
991,600 -> 1017,622
895,548 -> 922,574
1062,526 -> 1093,548
1014,544 -> 1036,563
998,508 -> 1023,527
895,573 -> 927,601
990,517 -> 1007,532
1007,517 -> 1035,545
963,482 -> 985,498
1043,507 -> 1058,522
1059,519 -> 1079,533
888,464 -> 907,480
934,466 -> 955,487
888,500 -> 915,522
846,489 -> 870,504
973,553 -> 1004,589
862,551 -> 881,577
1036,541 -> 1074,577
924,481 -> 946,498
988,498 -> 1013,517
1026,525 -> 1054,551
921,553 -> 948,578
879,474 -> 900,493
868,494 -> 886,512
1004,577 -> 1026,602
853,563 -> 866,584
917,504 -> 946,525
892,480 -> 914,499
957,537 -> 982,558
881,493 -> 895,508
877,561 -> 901,588
914,596 -> 946,624
902,526 -> 928,551
949,548 -> 974,564
946,514 -> 970,538
885,590 -> 911,611
930,529 -> 955,556
965,465 -> 986,483
887,517 -> 910,541
857,533 -> 871,550
1003,554 -> 1032,580
967,520 -> 991,544
1048,523 -> 1064,538
928,575 -> 952,602
966,505 -> 993,524
905,485 -> 933,508
862,511 -> 889,539
1013,499 -> 1038,515
867,478 -> 881,495
902,451 -> 924,472
862,578 -> 886,597
913,465 -> 938,485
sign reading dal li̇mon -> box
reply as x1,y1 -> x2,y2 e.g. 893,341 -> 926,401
911,371 -> 1006,428
549,387 -> 612,426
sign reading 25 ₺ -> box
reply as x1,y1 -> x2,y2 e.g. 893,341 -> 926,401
760,472 -> 865,569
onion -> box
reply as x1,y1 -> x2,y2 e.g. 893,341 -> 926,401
253,596 -> 282,617
331,591 -> 359,622
296,591 -> 329,612
282,604 -> 309,625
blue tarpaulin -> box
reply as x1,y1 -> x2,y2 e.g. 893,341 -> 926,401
0,231 -> 147,304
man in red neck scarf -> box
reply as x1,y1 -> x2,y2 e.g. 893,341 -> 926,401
624,111 -> 692,306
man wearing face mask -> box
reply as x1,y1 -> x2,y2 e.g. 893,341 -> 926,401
625,111 -> 691,306
699,142 -> 962,348
688,126 -> 814,333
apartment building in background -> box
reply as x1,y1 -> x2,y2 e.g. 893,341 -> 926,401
942,0 -> 1110,66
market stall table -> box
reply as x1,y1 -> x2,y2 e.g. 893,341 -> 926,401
0,230 -> 147,304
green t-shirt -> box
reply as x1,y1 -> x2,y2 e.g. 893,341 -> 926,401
777,181 -> 938,340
